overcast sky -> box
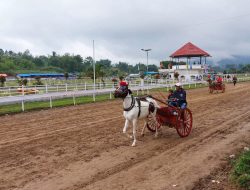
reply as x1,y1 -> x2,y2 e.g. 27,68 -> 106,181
0,0 -> 250,65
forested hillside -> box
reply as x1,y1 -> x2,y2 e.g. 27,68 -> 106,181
0,49 -> 158,77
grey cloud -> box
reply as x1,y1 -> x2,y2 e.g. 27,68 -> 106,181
0,0 -> 250,65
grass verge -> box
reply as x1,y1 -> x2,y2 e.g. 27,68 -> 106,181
0,94 -> 111,116
231,150 -> 250,189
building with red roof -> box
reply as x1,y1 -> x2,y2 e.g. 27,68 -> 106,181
159,42 -> 210,81
170,42 -> 210,58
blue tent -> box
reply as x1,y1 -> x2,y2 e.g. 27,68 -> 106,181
144,71 -> 159,75
17,73 -> 65,78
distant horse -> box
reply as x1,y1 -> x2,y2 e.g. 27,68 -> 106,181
114,86 -> 160,146
207,79 -> 225,93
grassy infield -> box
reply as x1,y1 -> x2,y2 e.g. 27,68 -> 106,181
0,81 -> 249,189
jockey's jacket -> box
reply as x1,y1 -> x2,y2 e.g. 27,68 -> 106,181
217,77 -> 223,83
119,81 -> 128,86
173,88 -> 187,105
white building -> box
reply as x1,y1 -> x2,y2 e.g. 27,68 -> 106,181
159,64 -> 205,81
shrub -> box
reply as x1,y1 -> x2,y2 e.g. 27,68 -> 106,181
0,76 -> 6,87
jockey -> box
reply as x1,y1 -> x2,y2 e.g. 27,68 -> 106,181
169,83 -> 187,110
216,75 -> 223,84
118,76 -> 128,89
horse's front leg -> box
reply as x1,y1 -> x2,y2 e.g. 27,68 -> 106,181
123,119 -> 129,134
123,119 -> 132,138
131,119 -> 138,146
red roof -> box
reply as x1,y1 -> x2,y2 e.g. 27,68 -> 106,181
170,42 -> 210,58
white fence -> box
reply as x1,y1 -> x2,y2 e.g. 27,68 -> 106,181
0,80 -> 207,110
0,79 -> 180,97
0,76 -> 250,113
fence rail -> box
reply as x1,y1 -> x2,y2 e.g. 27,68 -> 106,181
0,78 -> 183,97
0,77 -> 250,113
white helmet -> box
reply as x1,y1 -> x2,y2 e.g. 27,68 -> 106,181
175,82 -> 181,87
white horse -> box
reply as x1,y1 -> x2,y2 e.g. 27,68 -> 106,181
114,86 -> 160,146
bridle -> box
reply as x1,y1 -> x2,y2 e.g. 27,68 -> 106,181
114,86 -> 130,99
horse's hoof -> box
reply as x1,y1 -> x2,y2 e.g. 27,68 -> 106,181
131,143 -> 136,147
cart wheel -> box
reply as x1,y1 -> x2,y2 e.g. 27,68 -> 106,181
176,108 -> 193,137
146,114 -> 161,132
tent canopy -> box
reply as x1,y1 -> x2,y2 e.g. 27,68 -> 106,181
170,42 -> 210,58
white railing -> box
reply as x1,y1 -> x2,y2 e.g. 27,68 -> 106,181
1,76 -> 250,98
0,80 -> 208,111
8,77 -> 250,113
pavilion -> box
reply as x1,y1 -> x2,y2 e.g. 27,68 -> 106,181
159,42 -> 211,81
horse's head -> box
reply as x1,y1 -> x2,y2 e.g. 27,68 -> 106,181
207,78 -> 212,84
114,86 -> 132,99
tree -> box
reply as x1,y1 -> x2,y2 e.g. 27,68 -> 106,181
23,79 -> 28,86
33,77 -> 43,85
0,76 -> 6,87
64,72 -> 69,80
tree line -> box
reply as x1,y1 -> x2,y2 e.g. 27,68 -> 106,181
0,49 -> 158,78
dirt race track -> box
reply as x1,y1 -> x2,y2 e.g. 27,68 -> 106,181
0,82 -> 250,190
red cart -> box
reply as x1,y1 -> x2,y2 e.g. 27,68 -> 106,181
146,97 -> 193,137
207,79 -> 225,93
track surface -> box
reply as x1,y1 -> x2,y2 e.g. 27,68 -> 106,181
0,83 -> 249,190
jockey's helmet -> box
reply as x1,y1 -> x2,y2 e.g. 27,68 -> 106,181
175,82 -> 181,87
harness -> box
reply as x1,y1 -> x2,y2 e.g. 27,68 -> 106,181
123,95 -> 141,118
123,95 -> 135,112
123,95 -> 155,118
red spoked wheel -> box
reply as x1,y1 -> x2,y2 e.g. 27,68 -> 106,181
146,114 -> 161,132
175,108 -> 193,137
